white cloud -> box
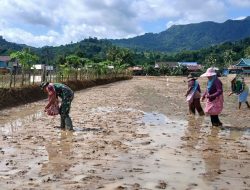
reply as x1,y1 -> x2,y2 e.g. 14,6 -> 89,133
233,16 -> 247,20
131,0 -> 180,20
229,0 -> 250,7
165,0 -> 227,28
0,0 -> 144,46
0,0 -> 245,47
0,27 -> 59,47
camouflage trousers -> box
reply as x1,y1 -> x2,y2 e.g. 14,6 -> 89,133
60,94 -> 74,130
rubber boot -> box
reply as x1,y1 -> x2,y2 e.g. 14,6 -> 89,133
65,116 -> 73,130
60,115 -> 66,129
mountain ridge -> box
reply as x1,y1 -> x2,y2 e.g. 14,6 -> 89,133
110,16 -> 250,52
1,17 -> 250,55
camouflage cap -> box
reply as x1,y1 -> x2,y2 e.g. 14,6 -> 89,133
40,81 -> 49,89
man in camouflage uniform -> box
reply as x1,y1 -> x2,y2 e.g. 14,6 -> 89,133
41,82 -> 74,130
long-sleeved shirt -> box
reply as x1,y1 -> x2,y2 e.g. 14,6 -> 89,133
231,79 -> 244,94
202,77 -> 223,101
185,79 -> 201,99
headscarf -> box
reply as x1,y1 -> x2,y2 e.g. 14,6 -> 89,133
207,75 -> 217,92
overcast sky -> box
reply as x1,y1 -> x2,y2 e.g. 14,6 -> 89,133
0,0 -> 250,47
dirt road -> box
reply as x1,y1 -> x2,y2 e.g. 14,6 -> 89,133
0,77 -> 249,190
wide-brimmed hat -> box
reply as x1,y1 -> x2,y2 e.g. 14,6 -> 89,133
40,81 -> 49,89
227,74 -> 237,81
200,67 -> 217,77
187,73 -> 196,80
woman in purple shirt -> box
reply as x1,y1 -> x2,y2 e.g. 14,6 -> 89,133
201,68 -> 224,127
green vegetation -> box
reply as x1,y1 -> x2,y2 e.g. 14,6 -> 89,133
10,49 -> 39,87
0,38 -> 133,88
1,36 -> 250,69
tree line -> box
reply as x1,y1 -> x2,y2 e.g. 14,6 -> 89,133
2,36 -> 250,80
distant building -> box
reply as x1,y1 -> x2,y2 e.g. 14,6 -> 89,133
31,64 -> 54,71
31,64 -> 44,70
0,57 -> 8,70
178,62 -> 202,72
0,56 -> 19,74
155,61 -> 202,72
154,62 -> 179,68
128,66 -> 143,75
228,58 -> 250,74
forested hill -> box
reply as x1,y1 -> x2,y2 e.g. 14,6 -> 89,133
0,36 -> 29,55
110,16 -> 250,52
0,37 -> 114,65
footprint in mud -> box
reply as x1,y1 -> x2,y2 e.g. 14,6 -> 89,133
115,186 -> 127,190
155,180 -> 168,189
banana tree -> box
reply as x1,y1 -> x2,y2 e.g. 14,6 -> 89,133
59,64 -> 71,81
82,60 -> 94,79
65,55 -> 81,80
10,49 -> 39,86
96,60 -> 113,78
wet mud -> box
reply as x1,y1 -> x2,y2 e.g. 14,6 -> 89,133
0,76 -> 249,190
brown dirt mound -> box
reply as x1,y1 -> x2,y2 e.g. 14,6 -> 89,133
0,76 -> 132,110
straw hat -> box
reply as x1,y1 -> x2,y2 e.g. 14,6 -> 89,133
200,67 -> 217,77
187,73 -> 196,80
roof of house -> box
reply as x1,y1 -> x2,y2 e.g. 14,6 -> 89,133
0,56 -> 11,62
178,62 -> 198,66
235,58 -> 250,67
128,66 -> 143,71
186,65 -> 202,71
155,62 -> 178,68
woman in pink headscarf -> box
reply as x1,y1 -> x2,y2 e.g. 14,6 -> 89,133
201,68 -> 223,126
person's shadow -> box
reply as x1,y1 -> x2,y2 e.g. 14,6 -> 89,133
41,130 -> 73,175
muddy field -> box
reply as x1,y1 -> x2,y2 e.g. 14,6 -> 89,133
0,76 -> 249,190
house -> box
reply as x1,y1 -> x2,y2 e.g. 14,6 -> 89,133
0,56 -> 20,73
178,62 -> 202,72
31,64 -> 54,71
30,64 -> 54,82
128,66 -> 143,75
228,58 -> 250,74
0,56 -> 15,74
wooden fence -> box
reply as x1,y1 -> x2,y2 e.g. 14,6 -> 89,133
0,68 -> 131,88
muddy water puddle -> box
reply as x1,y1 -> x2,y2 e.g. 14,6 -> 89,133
102,111 -> 250,190
102,112 -> 209,190
0,111 -> 43,136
